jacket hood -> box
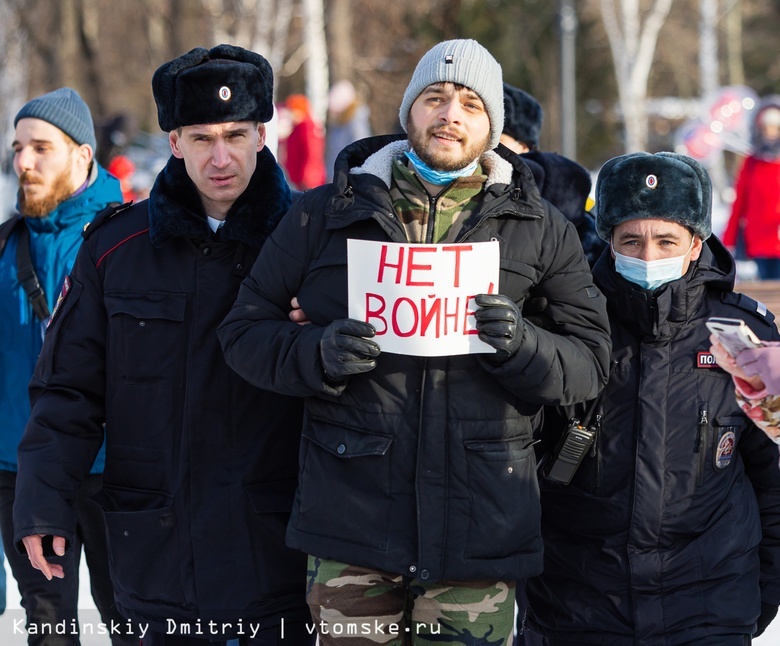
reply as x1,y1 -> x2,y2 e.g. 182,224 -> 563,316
148,146 -> 291,248
593,234 -> 734,340
23,163 -> 122,234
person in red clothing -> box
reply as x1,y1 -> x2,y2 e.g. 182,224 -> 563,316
281,94 -> 326,190
722,95 -> 780,279
107,153 -> 137,202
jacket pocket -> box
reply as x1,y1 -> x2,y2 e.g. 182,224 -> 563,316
105,291 -> 187,385
464,437 -> 540,559
295,419 -> 393,550
93,487 -> 185,605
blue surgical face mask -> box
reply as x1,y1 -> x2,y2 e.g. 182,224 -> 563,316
404,149 -> 478,186
611,237 -> 694,291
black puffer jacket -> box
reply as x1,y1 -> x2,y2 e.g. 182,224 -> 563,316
14,149 -> 309,634
527,237 -> 780,644
219,135 -> 611,583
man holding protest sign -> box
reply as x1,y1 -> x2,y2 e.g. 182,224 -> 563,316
219,39 -> 611,645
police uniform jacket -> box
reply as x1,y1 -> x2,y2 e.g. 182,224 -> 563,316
218,135 -> 612,583
13,148 -> 309,633
527,237 -> 780,644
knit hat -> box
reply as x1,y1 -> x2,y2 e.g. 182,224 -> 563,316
595,151 -> 712,241
502,83 -> 543,149
14,87 -> 97,151
153,44 -> 274,132
398,39 -> 504,150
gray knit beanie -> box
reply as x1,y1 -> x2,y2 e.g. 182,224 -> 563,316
399,39 -> 504,151
14,87 -> 97,151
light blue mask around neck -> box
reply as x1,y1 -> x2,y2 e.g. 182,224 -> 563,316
404,149 -> 479,186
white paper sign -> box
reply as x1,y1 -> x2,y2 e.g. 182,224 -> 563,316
347,239 -> 500,356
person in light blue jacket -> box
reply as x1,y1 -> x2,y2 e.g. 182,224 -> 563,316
0,87 -> 135,646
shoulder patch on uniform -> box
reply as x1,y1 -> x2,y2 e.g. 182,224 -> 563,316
721,291 -> 774,324
81,201 -> 133,240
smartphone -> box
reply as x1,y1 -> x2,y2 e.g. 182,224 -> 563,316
705,317 -> 763,357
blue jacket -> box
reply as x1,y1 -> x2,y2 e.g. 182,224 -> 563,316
0,163 -> 121,473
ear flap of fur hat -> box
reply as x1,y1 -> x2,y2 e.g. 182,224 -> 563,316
594,151 -> 712,242
153,44 -> 274,132
503,83 -> 543,148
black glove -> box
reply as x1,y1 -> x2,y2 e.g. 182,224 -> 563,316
473,293 -> 523,362
320,319 -> 380,380
755,602 -> 778,637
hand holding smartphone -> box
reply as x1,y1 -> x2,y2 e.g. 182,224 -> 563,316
705,317 -> 763,357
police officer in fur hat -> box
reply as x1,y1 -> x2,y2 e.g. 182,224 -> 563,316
14,45 -> 313,645
523,151 -> 780,644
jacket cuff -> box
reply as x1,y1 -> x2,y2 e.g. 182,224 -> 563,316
734,375 -> 768,400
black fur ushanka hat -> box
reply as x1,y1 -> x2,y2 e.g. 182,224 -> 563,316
594,151 -> 712,242
152,44 -> 274,132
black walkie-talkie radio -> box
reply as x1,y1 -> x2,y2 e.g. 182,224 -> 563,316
544,415 -> 598,485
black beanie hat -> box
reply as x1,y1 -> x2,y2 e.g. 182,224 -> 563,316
595,151 -> 712,242
152,44 -> 274,132
502,83 -> 543,148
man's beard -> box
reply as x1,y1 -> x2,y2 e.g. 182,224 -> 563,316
407,119 -> 489,171
18,163 -> 76,218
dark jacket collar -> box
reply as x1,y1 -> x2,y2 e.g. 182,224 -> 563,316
593,235 -> 735,341
148,147 -> 291,248
324,135 -> 545,232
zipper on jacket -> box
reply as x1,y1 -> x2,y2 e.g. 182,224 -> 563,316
425,194 -> 437,243
696,404 -> 709,486
590,413 -> 603,493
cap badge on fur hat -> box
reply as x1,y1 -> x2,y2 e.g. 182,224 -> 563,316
645,174 -> 658,189
153,44 -> 274,131
398,39 -> 504,151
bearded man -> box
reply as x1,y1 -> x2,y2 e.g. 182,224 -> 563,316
0,87 -> 135,646
219,39 -> 611,645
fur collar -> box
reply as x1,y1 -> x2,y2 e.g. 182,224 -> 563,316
148,147 -> 291,248
350,139 -> 514,189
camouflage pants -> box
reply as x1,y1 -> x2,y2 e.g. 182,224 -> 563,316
306,556 -> 516,645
